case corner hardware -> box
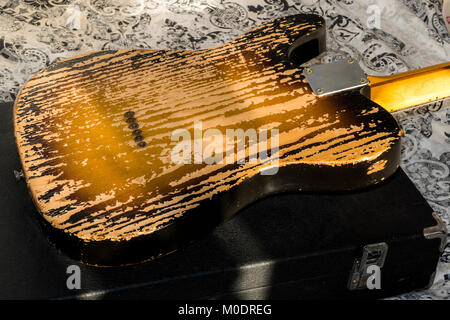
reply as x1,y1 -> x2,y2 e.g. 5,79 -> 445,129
303,60 -> 369,97
424,212 -> 448,252
348,242 -> 389,290
13,169 -> 24,182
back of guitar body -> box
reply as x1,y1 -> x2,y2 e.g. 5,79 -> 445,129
14,14 -> 401,266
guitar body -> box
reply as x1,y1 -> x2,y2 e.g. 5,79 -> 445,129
14,14 -> 402,266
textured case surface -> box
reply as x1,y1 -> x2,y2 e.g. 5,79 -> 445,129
0,102 -> 441,299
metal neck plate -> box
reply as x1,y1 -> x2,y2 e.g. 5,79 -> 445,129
303,60 -> 369,97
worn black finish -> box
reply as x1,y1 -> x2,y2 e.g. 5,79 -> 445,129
14,14 -> 404,267
0,101 -> 441,299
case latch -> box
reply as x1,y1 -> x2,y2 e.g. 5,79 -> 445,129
348,242 -> 389,290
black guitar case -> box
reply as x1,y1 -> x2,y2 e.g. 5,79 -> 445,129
0,102 -> 445,299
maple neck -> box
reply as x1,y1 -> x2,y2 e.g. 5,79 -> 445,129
367,62 -> 450,113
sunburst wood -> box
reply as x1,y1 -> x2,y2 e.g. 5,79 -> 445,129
14,14 -> 402,266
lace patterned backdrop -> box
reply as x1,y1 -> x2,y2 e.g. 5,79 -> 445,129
0,0 -> 448,299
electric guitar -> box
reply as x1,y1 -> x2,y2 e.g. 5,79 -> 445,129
13,14 -> 450,266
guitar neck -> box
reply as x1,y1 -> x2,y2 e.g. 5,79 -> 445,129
367,62 -> 450,113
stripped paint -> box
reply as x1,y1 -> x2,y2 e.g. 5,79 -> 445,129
367,160 -> 388,175
14,14 -> 402,265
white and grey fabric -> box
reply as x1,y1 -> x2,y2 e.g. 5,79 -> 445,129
0,0 -> 448,299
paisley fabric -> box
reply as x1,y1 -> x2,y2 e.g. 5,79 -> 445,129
0,0 -> 448,299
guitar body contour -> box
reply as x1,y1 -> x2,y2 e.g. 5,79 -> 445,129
14,14 -> 402,266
